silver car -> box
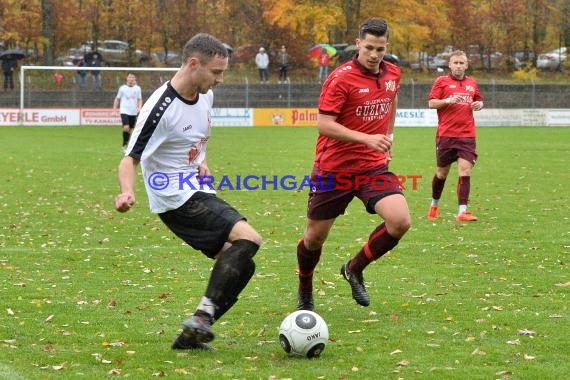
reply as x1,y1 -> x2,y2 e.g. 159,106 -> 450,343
78,40 -> 149,65
537,47 -> 567,70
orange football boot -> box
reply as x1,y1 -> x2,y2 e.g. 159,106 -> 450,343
456,211 -> 478,222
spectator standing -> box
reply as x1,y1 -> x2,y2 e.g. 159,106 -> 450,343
54,72 -> 64,88
318,49 -> 330,82
76,59 -> 87,89
277,45 -> 289,84
88,53 -> 103,90
2,58 -> 17,91
255,47 -> 269,83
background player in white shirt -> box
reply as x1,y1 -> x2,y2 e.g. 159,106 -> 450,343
113,72 -> 142,151
114,33 -> 262,351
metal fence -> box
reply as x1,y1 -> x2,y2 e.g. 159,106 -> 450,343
2,78 -> 570,109
212,81 -> 570,109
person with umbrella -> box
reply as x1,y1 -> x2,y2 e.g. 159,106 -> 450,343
318,48 -> 331,83
1,57 -> 16,90
1,49 -> 26,91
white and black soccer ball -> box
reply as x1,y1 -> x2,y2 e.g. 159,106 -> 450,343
278,310 -> 329,358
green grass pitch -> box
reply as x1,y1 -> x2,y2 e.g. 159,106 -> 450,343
1,126 -> 568,379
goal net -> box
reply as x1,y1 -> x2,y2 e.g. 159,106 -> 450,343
16,65 -> 177,125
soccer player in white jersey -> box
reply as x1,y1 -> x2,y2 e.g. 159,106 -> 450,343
113,72 -> 142,151
114,33 -> 262,351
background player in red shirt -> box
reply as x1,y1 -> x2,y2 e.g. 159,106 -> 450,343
427,50 -> 484,222
295,18 -> 411,311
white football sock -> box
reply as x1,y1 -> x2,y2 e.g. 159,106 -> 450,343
197,296 -> 215,317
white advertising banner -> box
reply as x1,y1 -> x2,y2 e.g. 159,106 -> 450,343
1,108 -> 569,127
546,109 -> 570,126
474,109 -> 523,126
81,109 -> 121,125
394,109 -> 438,127
212,108 -> 253,127
0,108 -> 80,126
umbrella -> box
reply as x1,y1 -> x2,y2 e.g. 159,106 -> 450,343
308,44 -> 337,59
0,49 -> 27,60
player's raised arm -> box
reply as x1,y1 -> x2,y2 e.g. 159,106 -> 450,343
115,155 -> 139,212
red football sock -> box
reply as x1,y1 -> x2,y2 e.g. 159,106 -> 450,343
432,175 -> 446,200
297,239 -> 321,294
457,176 -> 471,206
348,223 -> 399,273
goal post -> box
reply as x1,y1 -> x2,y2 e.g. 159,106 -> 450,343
18,65 -> 178,123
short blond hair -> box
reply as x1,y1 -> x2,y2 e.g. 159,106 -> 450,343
449,50 -> 467,60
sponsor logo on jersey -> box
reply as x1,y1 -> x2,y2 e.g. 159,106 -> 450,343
385,80 -> 397,92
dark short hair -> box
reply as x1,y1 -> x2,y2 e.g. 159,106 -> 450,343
181,33 -> 229,64
359,18 -> 389,39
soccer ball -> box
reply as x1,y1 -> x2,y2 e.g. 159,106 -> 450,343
278,310 -> 329,358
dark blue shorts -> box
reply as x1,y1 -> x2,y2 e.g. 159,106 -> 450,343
158,192 -> 245,258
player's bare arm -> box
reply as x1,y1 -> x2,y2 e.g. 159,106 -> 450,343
429,95 -> 459,109
115,156 -> 139,213
317,113 -> 392,153
387,95 -> 398,160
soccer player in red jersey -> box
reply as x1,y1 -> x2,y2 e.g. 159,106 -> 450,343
295,18 -> 411,311
427,50 -> 484,222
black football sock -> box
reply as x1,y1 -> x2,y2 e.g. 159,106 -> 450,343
297,239 -> 321,294
204,239 -> 259,321
122,131 -> 130,146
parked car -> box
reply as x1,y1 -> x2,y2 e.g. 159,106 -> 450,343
536,47 -> 567,70
56,47 -> 87,66
427,55 -> 448,71
69,40 -> 149,65
469,52 -> 522,70
514,50 -> 535,65
151,51 -> 181,67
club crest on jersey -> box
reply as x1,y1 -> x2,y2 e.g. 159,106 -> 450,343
466,85 -> 474,92
385,80 -> 397,92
